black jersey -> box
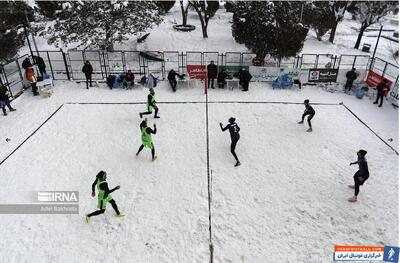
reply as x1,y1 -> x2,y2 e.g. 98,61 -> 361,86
221,123 -> 240,141
304,104 -> 315,115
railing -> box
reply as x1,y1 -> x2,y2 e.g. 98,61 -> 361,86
1,50 -> 398,101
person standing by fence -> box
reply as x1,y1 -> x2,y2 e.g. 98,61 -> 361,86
344,68 -> 357,93
26,67 -> 39,96
34,56 -> 47,77
373,79 -> 389,107
0,85 -> 16,115
207,61 -> 218,89
82,60 -> 93,89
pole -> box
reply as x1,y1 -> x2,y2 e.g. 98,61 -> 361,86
25,9 -> 39,57
23,24 -> 34,59
371,25 -> 383,68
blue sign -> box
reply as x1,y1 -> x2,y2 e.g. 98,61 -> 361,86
383,246 -> 399,262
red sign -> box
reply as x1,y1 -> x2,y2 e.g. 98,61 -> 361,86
366,70 -> 392,87
366,70 -> 393,96
187,65 -> 207,80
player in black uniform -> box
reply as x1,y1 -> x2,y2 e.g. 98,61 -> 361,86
298,99 -> 315,132
348,150 -> 369,202
220,117 -> 241,167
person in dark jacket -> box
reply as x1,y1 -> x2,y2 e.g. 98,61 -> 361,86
220,117 -> 241,167
0,85 -> 16,115
348,150 -> 369,202
82,60 -> 93,89
344,68 -> 357,93
167,69 -> 182,92
239,68 -> 252,91
373,79 -> 389,107
217,71 -> 229,89
207,61 -> 218,89
34,56 -> 47,76
124,70 -> 135,88
298,99 -> 315,132
22,57 -> 32,70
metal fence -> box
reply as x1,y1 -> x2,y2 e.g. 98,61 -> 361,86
1,50 -> 398,100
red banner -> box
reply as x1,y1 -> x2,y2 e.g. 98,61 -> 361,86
366,70 -> 392,87
187,65 -> 207,80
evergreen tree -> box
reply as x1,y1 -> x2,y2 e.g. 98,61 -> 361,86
36,1 -> 59,19
231,1 -> 309,63
190,0 -> 219,38
42,1 -> 163,51
0,1 -> 34,61
154,1 -> 176,14
349,1 -> 398,49
302,2 -> 336,41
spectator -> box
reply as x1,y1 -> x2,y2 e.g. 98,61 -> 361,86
25,67 -> 39,96
34,55 -> 47,76
344,68 -> 357,93
22,57 -> 32,70
373,79 -> 390,107
0,85 -> 16,116
217,70 -> 229,89
167,69 -> 182,92
207,61 -> 218,89
124,70 -> 135,88
239,68 -> 252,92
82,60 -> 93,89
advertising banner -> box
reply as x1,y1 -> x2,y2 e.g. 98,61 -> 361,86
187,65 -> 207,79
308,68 -> 339,82
366,70 -> 393,87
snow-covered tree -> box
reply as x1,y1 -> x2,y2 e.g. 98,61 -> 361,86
35,1 -> 58,19
0,1 -> 34,61
154,1 -> 175,14
231,1 -> 309,63
349,1 -> 398,49
303,1 -> 336,41
328,1 -> 349,43
179,0 -> 190,26
189,0 -> 219,38
42,1 -> 163,51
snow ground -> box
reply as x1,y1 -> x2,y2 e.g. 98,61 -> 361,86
0,80 -> 398,262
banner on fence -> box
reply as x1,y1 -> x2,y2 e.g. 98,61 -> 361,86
308,68 -> 339,82
366,70 -> 393,87
187,65 -> 207,79
219,65 -> 248,76
249,66 -> 302,81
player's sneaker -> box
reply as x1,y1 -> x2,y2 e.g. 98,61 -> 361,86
234,161 -> 241,167
152,156 -> 157,161
154,116 -> 160,119
348,185 -> 355,189
306,128 -> 312,132
298,121 -> 303,124
117,212 -> 126,218
348,196 -> 357,202
85,215 -> 90,223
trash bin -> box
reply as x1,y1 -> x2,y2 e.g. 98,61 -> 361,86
362,43 -> 371,52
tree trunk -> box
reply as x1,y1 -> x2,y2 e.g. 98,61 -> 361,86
193,4 -> 208,38
180,1 -> 188,26
329,20 -> 338,43
354,26 -> 367,49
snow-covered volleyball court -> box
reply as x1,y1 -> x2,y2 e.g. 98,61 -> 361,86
0,81 -> 398,262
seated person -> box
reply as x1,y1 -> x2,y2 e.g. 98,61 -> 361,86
124,70 -> 135,87
217,71 -> 229,89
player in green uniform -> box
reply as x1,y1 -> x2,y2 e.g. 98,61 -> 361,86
140,88 -> 160,119
136,118 -> 157,161
86,171 -> 125,223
